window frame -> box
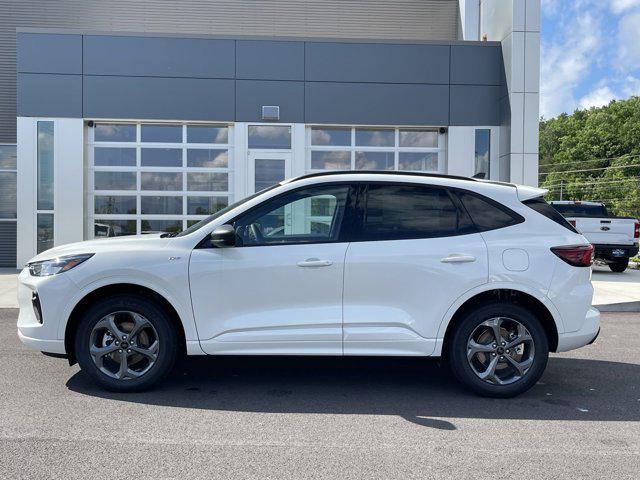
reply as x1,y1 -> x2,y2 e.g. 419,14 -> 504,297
199,182 -> 358,248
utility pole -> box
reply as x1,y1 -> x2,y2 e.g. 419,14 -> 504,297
560,180 -> 564,200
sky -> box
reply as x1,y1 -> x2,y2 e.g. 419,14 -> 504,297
540,0 -> 640,118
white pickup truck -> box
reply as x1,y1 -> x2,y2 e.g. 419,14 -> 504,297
551,201 -> 639,272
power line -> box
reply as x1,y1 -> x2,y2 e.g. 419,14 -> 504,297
539,153 -> 640,170
539,163 -> 640,176
544,178 -> 640,189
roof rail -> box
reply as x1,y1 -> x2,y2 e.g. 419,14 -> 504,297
282,170 -> 479,184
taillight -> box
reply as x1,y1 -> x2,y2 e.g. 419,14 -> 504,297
551,244 -> 594,267
634,222 -> 639,239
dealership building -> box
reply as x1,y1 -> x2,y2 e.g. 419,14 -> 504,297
0,0 -> 540,267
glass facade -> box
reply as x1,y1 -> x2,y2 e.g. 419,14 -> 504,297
36,122 -> 54,253
474,129 -> 491,179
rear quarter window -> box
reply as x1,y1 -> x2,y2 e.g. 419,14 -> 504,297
456,191 -> 524,232
524,198 -> 579,233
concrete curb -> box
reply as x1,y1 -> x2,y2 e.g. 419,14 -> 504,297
594,301 -> 640,313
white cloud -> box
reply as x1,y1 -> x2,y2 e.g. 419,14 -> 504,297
578,85 -> 616,109
540,13 -> 602,118
621,75 -> 640,96
611,0 -> 640,14
618,12 -> 640,68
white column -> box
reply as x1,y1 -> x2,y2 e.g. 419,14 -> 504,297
55,119 -> 84,247
480,0 -> 540,186
447,126 -> 500,179
458,0 -> 480,40
16,117 -> 36,268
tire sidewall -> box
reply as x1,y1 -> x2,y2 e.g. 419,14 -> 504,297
450,302 -> 549,398
75,294 -> 177,392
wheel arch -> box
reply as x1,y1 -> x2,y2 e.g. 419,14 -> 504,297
64,283 -> 188,365
440,288 -> 560,357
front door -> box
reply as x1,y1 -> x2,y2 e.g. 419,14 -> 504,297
189,182 -> 354,355
248,150 -> 292,194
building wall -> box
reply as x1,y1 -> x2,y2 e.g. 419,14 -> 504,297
0,0 -> 461,143
17,32 -> 504,127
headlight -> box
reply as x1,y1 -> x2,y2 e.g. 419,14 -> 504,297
28,254 -> 94,277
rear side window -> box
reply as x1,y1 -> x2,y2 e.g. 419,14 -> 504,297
551,203 -> 608,217
456,191 -> 523,232
524,197 -> 579,233
359,184 -> 474,241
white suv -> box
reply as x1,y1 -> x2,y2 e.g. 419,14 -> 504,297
17,172 -> 600,397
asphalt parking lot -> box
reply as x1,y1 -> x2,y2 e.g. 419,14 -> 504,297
1,309 -> 639,479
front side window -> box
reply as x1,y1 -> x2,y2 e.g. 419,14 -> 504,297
359,184 -> 474,241
233,184 -> 350,246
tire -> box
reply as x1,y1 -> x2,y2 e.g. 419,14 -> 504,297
609,259 -> 628,272
449,302 -> 549,398
74,294 -> 178,392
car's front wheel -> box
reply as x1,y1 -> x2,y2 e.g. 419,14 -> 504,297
449,303 -> 549,398
75,294 -> 178,392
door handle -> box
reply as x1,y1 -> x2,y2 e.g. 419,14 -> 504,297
440,254 -> 476,263
297,258 -> 333,267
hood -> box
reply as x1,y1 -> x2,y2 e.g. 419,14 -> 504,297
27,233 -> 168,263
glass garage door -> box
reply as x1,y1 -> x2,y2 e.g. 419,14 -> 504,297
88,122 -> 232,238
307,126 -> 446,173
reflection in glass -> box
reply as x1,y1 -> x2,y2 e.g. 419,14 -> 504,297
355,128 -> 394,147
248,126 -> 291,149
141,172 -> 182,191
94,219 -> 136,237
37,121 -> 54,210
399,129 -> 438,148
95,171 -> 137,190
187,172 -> 228,191
0,172 -> 17,219
311,151 -> 350,170
474,129 -> 491,179
0,145 -> 17,169
187,149 -> 228,168
141,148 -> 182,167
311,127 -> 351,146
141,124 -> 182,143
141,196 -> 183,215
94,195 -> 137,215
95,124 -> 136,142
187,196 -> 228,215
398,152 -> 438,172
94,147 -> 136,167
37,213 -> 54,253
254,159 -> 285,191
187,125 -> 228,144
355,151 -> 394,170
141,219 -> 182,234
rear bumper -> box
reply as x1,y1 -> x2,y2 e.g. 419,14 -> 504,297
593,243 -> 638,261
556,307 -> 600,352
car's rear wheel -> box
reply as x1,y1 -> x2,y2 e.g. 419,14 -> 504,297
449,303 -> 549,398
609,258 -> 628,272
75,294 -> 177,392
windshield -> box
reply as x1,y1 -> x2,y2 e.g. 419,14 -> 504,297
551,203 -> 608,218
175,185 -> 280,237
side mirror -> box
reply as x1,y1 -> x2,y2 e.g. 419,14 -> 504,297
210,224 -> 236,248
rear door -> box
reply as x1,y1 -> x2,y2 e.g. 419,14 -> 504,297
342,183 -> 489,356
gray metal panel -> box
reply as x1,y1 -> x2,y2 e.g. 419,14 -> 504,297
17,33 -> 82,74
236,40 -> 304,81
236,80 -> 304,122
0,222 -> 17,267
83,35 -> 235,78
305,82 -> 449,125
450,45 -> 503,86
305,42 -> 450,84
449,85 -> 501,125
83,76 -> 235,121
17,73 -> 83,117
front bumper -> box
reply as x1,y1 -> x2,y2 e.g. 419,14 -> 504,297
556,307 -> 601,352
16,268 -> 76,355
593,243 -> 639,261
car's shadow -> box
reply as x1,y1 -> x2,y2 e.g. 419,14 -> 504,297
66,355 -> 640,429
